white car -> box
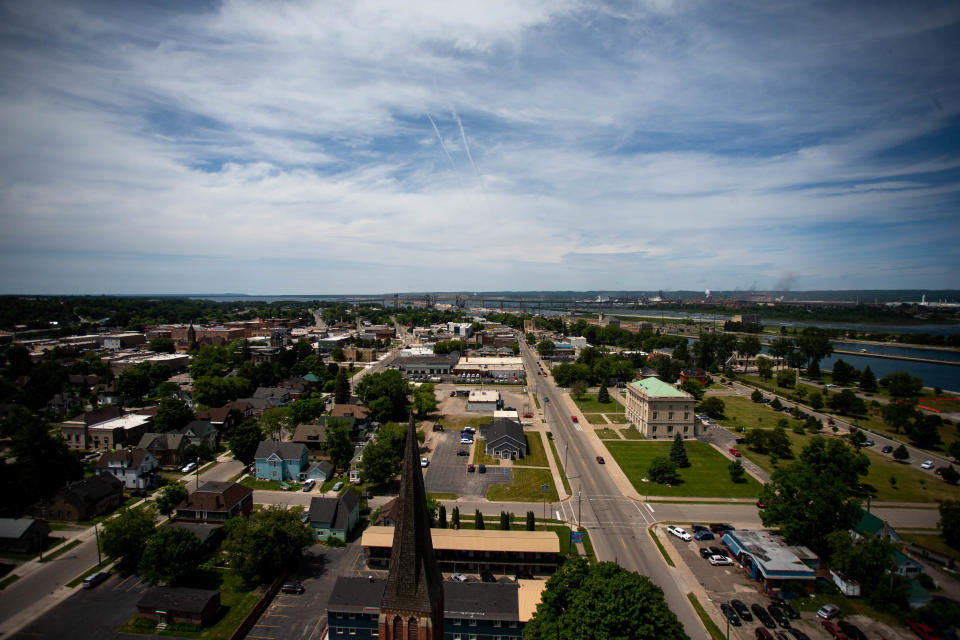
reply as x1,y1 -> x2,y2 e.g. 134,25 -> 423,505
921,460 -> 934,469
708,555 -> 733,566
420,457 -> 429,467
181,462 -> 197,473
666,526 -> 692,541
450,573 -> 468,582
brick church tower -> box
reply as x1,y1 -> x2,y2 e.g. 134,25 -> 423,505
377,413 -> 444,640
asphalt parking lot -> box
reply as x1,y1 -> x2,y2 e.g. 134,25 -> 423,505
424,430 -> 512,497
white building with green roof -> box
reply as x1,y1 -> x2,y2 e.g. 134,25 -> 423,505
625,377 -> 696,439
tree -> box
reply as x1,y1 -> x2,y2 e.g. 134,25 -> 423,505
893,444 -> 910,463
770,397 -> 782,411
826,530 -> 906,610
475,509 -> 485,530
941,466 -> 959,486
806,359 -> 821,378
153,397 -> 195,433
525,332 -> 536,343
259,407 -> 293,441
767,425 -> 793,459
438,505 -> 447,529
751,389 -> 763,403
696,397 -> 725,419
768,337 -> 795,370
526,511 -> 536,531
100,506 -> 156,573
412,383 -> 438,416
334,368 -> 351,405
156,381 -> 180,398
799,437 -> 869,488
859,366 -> 878,392
500,511 -> 511,531
223,505 -> 314,585
331,346 -> 345,362
149,337 -> 175,353
680,380 -> 704,401
116,365 -> 152,403
948,440 -> 960,462
230,420 -> 263,466
757,356 -> 773,381
139,526 -> 205,585
523,557 -> 688,640
940,500 -> 960,549
570,380 -> 587,401
907,414 -> 943,449
881,372 -> 924,399
669,432 -> 690,468
797,327 -> 833,372
831,360 -> 858,386
155,482 -> 188,517
882,401 -> 918,434
776,369 -> 796,389
827,389 -> 867,416
354,370 -> 409,421
647,456 -> 679,484
809,391 -> 824,411
452,506 -> 460,529
359,421 -> 406,489
536,341 -> 555,357
728,460 -> 746,483
737,335 -> 762,361
597,385 -> 610,404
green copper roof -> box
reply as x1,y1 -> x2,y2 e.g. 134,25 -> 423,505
854,508 -> 884,537
630,377 -> 689,398
303,373 -> 321,382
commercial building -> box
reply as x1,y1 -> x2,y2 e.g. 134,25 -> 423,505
721,529 -> 820,595
624,377 -> 696,439
467,390 -> 500,412
87,414 -> 154,451
481,418 -> 527,460
454,356 -> 525,381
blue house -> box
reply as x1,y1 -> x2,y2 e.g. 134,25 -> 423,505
254,442 -> 309,482
307,492 -> 359,542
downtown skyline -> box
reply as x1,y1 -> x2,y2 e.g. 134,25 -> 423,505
1,0 -> 959,294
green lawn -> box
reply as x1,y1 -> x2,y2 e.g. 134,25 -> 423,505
533,394 -> 541,409
574,393 -> 625,414
898,532 -> 960,564
239,477 -> 303,491
486,468 -> 559,502
437,415 -> 488,431
717,395 -> 805,432
583,413 -> 610,425
521,433 -> 549,467
473,440 -> 501,466
546,434 -> 573,496
605,441 -> 762,498
595,428 -> 621,440
619,428 -> 646,440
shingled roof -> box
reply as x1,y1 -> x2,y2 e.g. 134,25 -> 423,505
380,413 -> 444,619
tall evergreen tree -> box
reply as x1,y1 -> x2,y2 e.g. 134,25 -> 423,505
500,511 -> 511,530
451,506 -> 460,529
438,505 -> 447,529
597,385 -> 610,403
859,366 -> 877,392
669,431 -> 690,468
334,367 -> 350,404
474,509 -> 485,530
526,511 -> 536,531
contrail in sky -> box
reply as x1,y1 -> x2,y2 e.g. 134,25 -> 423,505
426,111 -> 460,176
450,104 -> 486,193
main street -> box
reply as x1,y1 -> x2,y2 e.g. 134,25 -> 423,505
516,337 -> 710,639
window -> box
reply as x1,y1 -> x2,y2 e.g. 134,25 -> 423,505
494,621 -> 502,628
371,630 -> 378,638
469,619 -> 477,626
683,426 -> 688,433
667,425 -> 673,432
652,425 -> 657,432
349,629 -> 356,636
509,622 -> 518,628
652,411 -> 658,419
349,614 -> 355,620
684,412 -> 689,420
668,412 -> 673,420
453,618 -> 462,626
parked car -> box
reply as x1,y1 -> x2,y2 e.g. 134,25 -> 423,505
708,545 -> 727,557
420,457 -> 429,467
450,573 -> 468,583
768,604 -> 791,628
731,599 -> 752,622
302,479 -> 316,492
596,456 -> 605,464
457,449 -> 469,456
181,461 -> 197,473
755,628 -> 774,640
752,603 -> 777,629
694,530 -> 714,540
817,604 -> 840,620
467,464 -> 475,472
432,424 -> 444,431
786,629 -> 811,640
709,555 -> 733,566
462,427 -> 476,434
709,523 -> 735,534
864,440 -> 875,447
838,621 -> 868,640
82,571 -> 109,589
480,571 -> 497,583
332,481 -> 344,492
691,523 -> 707,532
450,391 -> 456,396
460,436 -> 474,444
281,581 -> 305,594
699,547 -> 713,559
666,526 -> 692,541
523,413 -> 533,418
821,621 -> 849,640
729,448 -> 742,457
881,445 -> 894,454
904,617 -> 945,640
571,415 -> 578,422
772,599 -> 800,620
515,569 -> 534,580
921,460 -> 935,469
478,464 -> 486,473
720,603 -> 740,626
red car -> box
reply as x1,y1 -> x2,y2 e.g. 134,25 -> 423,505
729,448 -> 742,457
821,621 -> 849,640
904,618 -> 943,640
571,416 -> 578,423
596,456 -> 605,464
523,413 -> 533,418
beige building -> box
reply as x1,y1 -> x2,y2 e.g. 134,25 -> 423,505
624,377 -> 696,439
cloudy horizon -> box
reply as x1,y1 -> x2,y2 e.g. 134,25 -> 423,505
1,0 -> 959,295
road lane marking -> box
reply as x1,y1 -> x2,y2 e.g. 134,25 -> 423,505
645,503 -> 655,514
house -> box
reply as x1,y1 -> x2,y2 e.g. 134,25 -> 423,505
95,448 -> 160,491
161,522 -> 224,552
136,588 -> 221,627
252,387 -> 291,405
482,418 -> 527,460
43,475 -> 123,522
330,404 -> 372,427
174,481 -> 253,524
254,441 -> 309,481
292,423 -> 327,463
0,518 -> 51,553
679,368 -> 707,385
181,420 -> 219,451
58,405 -> 124,450
307,492 -> 360,541
137,432 -> 189,469
196,405 -> 239,432
304,460 -> 335,482
624,377 -> 697,439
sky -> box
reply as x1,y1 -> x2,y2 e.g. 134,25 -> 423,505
1,0 -> 959,295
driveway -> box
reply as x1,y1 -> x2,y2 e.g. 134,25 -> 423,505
424,431 -> 512,497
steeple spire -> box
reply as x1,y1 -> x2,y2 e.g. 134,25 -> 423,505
378,412 -> 444,639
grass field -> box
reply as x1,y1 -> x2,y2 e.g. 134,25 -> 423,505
437,415 -> 488,431
583,413 -> 611,425
574,393 -> 625,414
520,432 -> 549,467
486,468 -> 559,502
717,395 -> 805,431
897,532 -> 960,564
472,440 -> 501,466
619,428 -> 645,439
595,428 -> 621,439
546,434 -> 572,496
605,441 -> 762,498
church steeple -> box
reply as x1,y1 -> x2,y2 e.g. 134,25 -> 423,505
378,413 -> 444,640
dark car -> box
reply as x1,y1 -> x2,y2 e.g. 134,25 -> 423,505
481,571 -> 497,583
699,547 -> 713,559
281,581 -> 305,594
786,630 -> 811,640
457,449 -> 469,456
694,530 -> 714,540
478,464 -> 486,473
768,605 -> 791,628
720,603 -> 741,627
709,545 -> 727,558
731,599 -> 752,622
821,621 -> 849,640
82,571 -> 109,589
450,391 -> 456,396
752,603 -> 777,629
515,569 -> 534,580
710,523 -> 734,534
691,523 -> 707,532
773,599 -> 800,620
756,629 -> 774,640
838,621 -> 868,640
882,445 -> 894,454
433,424 -> 444,431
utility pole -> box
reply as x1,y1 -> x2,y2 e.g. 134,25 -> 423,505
577,487 -> 582,526
94,523 -> 102,567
